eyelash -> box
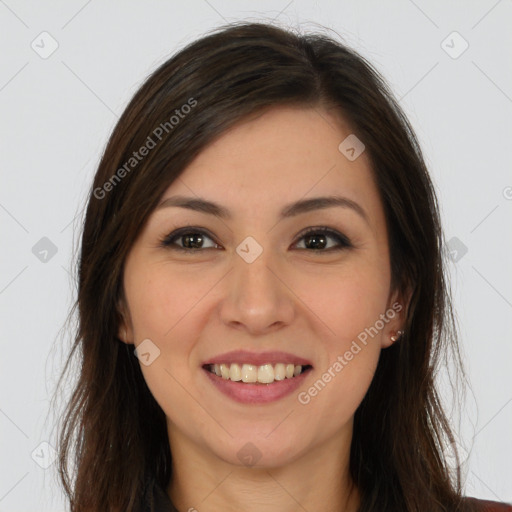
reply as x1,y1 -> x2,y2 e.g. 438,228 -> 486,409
158,226 -> 353,253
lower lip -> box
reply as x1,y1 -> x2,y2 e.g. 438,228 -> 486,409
202,367 -> 312,404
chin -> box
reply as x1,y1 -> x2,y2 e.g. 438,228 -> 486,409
211,432 -> 303,469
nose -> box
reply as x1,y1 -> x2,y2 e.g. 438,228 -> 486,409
218,246 -> 295,335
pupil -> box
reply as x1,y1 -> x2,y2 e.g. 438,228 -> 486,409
184,234 -> 203,249
305,233 -> 326,250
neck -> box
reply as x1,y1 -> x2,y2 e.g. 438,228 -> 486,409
166,422 -> 360,512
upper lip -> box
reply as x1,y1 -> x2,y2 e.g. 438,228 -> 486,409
202,350 -> 313,367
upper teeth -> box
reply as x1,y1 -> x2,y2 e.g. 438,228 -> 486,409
209,363 -> 305,383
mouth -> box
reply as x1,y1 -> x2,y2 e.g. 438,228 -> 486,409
201,350 -> 313,403
203,362 -> 313,385
201,351 -> 314,404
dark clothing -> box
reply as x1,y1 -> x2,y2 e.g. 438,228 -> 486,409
464,499 -> 512,512
139,475 -> 512,512
139,474 -> 178,512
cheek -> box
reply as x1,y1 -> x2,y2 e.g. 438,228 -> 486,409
124,260 -> 213,344
293,263 -> 390,344
123,262 -> 207,423
122,261 -> 202,404
291,265 -> 387,414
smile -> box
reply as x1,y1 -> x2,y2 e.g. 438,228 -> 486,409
206,362 -> 312,384
202,364 -> 313,404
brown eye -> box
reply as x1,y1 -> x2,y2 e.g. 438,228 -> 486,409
293,227 -> 352,251
159,226 -> 352,253
160,228 -> 220,252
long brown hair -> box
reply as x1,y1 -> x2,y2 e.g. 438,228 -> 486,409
52,21 -> 475,511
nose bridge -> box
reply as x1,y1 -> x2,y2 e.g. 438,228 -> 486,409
219,239 -> 294,333
234,240 -> 280,307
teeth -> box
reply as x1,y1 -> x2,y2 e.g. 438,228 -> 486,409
229,363 -> 242,381
274,363 -> 286,381
257,364 -> 274,383
241,364 -> 258,383
219,363 -> 230,379
208,362 -> 307,384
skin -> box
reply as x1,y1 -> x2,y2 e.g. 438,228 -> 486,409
118,106 -> 408,512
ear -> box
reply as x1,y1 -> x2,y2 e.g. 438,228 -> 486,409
381,283 -> 412,349
116,294 -> 134,345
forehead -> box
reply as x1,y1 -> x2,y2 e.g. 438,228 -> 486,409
161,106 -> 383,226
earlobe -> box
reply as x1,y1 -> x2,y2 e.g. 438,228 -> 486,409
389,330 -> 404,344
117,325 -> 128,344
382,284 -> 411,348
382,329 -> 404,349
117,320 -> 134,345
116,297 -> 133,344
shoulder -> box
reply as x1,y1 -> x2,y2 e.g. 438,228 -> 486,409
464,497 -> 512,511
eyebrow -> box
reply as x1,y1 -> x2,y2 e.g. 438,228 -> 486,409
156,195 -> 369,224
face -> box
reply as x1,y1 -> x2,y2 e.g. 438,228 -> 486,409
118,106 -> 405,468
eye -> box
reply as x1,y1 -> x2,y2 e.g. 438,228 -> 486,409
159,227 -> 220,252
292,227 -> 352,252
159,226 -> 352,253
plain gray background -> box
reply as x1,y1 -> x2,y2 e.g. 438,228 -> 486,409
1,1 -> 511,510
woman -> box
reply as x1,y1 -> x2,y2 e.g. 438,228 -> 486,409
53,21 -> 512,511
